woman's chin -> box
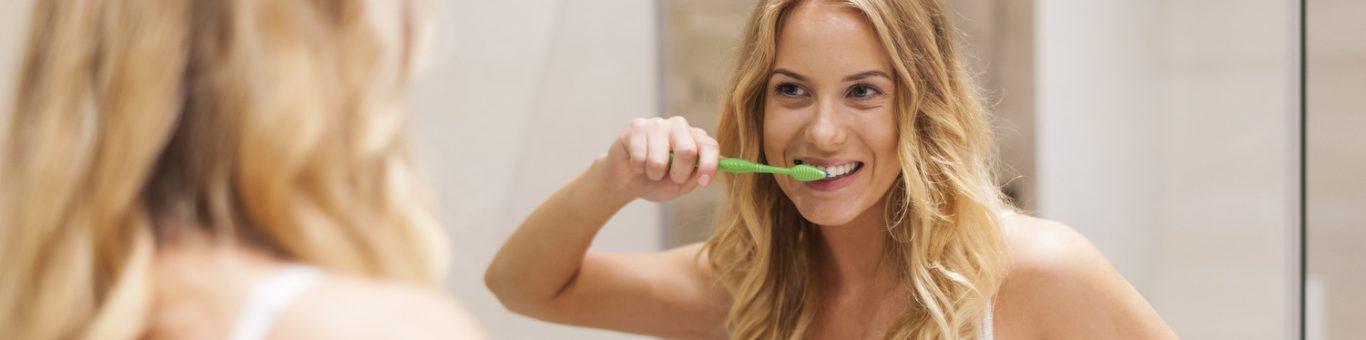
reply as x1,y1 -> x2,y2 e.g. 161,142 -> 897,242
784,185 -> 883,227
795,205 -> 863,227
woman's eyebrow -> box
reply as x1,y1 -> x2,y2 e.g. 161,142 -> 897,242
843,70 -> 891,81
771,68 -> 807,81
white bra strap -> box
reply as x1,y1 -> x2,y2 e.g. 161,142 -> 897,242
228,265 -> 322,340
981,300 -> 995,340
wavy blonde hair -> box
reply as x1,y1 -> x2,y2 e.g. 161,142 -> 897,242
0,0 -> 447,339
703,0 -> 1008,338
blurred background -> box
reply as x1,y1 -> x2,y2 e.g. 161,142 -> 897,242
1,0 -> 1361,339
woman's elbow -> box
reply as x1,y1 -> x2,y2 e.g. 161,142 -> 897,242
483,264 -> 519,305
483,265 -> 548,317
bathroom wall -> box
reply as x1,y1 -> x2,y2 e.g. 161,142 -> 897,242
952,0 -> 1038,211
1036,0 -> 1299,338
661,0 -> 755,246
410,1 -> 661,339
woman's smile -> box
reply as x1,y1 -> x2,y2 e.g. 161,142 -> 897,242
794,158 -> 866,192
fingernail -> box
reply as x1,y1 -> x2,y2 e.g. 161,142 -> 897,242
699,174 -> 711,187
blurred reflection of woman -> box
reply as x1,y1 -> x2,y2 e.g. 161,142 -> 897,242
487,0 -> 1176,339
0,1 -> 481,339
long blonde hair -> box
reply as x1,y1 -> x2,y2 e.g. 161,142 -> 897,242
703,0 -> 1008,338
0,1 -> 447,339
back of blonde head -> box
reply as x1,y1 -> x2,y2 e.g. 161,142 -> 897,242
703,0 -> 1008,338
0,0 -> 447,338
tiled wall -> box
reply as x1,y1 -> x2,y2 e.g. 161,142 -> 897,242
661,0 -> 757,246
952,0 -> 1039,211
0,0 -> 28,135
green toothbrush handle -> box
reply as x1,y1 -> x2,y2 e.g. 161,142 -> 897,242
672,155 -> 767,173
671,154 -> 828,181
718,157 -> 786,175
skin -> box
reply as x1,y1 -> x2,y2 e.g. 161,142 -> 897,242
486,1 -> 1177,339
145,232 -> 484,340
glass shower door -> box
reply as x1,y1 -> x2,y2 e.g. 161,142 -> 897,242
1305,0 -> 1366,338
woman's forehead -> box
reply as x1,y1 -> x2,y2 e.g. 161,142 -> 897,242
774,2 -> 893,80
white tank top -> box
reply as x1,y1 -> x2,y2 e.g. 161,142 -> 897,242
227,265 -> 322,340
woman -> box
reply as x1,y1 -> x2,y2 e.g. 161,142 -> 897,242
486,0 -> 1176,338
0,0 -> 480,339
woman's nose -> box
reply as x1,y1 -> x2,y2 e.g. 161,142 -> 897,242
803,100 -> 846,151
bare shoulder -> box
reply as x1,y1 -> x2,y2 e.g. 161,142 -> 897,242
995,214 -> 1177,339
274,275 -> 486,340
148,245 -> 483,339
999,214 -> 1103,278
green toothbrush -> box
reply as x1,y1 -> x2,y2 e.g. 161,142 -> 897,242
717,157 -> 829,181
671,154 -> 829,181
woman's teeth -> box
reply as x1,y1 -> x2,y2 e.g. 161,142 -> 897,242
793,160 -> 863,180
819,162 -> 861,178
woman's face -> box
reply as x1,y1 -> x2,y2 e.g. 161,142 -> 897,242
763,2 -> 901,227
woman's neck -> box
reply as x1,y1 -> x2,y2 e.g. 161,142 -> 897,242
814,200 -> 896,295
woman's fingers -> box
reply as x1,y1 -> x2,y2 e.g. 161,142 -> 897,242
645,119 -> 671,181
667,117 -> 697,184
625,119 -> 648,174
624,116 -> 713,189
691,127 -> 719,187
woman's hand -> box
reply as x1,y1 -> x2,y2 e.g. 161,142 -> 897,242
597,116 -> 719,202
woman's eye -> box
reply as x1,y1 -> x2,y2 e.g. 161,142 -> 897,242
775,83 -> 808,98
847,84 -> 882,100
